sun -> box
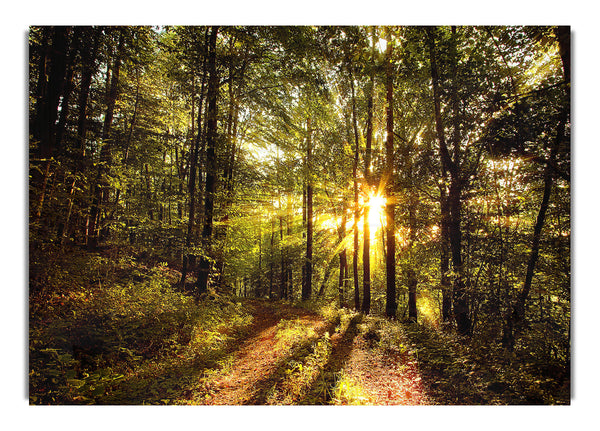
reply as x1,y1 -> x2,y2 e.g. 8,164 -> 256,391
366,192 -> 386,233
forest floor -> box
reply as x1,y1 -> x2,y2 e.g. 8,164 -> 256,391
195,300 -> 429,405
29,248 -> 570,405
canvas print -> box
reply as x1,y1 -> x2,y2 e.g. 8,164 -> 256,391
29,25 -> 570,405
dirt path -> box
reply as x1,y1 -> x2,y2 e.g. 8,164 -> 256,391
332,335 -> 429,405
199,300 -> 328,405
196,301 -> 429,405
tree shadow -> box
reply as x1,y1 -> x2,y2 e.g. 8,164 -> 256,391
297,313 -> 363,405
242,317 -> 337,405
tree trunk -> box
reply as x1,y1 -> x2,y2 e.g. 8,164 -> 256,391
88,29 -> 124,249
33,26 -> 70,222
350,75 -> 361,312
427,27 -> 471,335
36,26 -> 69,160
269,217 -> 275,299
76,27 -> 101,161
384,28 -> 397,319
258,215 -> 263,297
196,26 -> 219,296
449,180 -> 470,335
99,29 -> 125,243
439,181 -> 453,323
55,27 -> 80,151
362,27 -> 376,315
181,32 -> 209,286
302,117 -> 313,301
280,212 -> 287,299
338,198 -> 348,308
407,197 -> 418,322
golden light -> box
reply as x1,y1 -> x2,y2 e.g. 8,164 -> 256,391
365,191 -> 387,239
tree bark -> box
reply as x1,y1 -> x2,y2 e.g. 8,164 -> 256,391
362,27 -> 376,315
350,76 -> 361,311
384,28 -> 397,319
302,117 -> 313,301
338,198 -> 348,307
427,26 -> 471,335
181,29 -> 209,286
196,26 -> 219,296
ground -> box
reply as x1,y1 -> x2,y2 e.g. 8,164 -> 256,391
29,253 -> 570,406
192,300 -> 430,405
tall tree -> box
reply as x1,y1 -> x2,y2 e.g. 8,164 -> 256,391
384,27 -> 397,319
503,26 -> 570,348
302,116 -> 313,301
181,27 -> 209,286
87,28 -> 125,249
361,26 -> 376,315
350,75 -> 361,311
427,27 -> 471,335
196,26 -> 220,296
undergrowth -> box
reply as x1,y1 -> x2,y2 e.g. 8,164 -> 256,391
29,246 -> 252,405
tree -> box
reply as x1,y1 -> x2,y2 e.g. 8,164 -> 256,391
196,26 -> 220,296
502,26 -> 570,349
384,27 -> 397,319
361,27 -> 376,315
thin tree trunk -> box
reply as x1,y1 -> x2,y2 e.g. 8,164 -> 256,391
439,181 -> 453,323
76,27 -> 101,161
339,198 -> 348,307
302,117 -> 313,301
280,211 -> 287,299
384,27 -> 397,319
258,215 -> 263,297
286,194 -> 293,299
318,260 -> 334,297
182,34 -> 209,286
350,75 -> 361,312
196,26 -> 219,296
88,29 -> 124,248
407,198 -> 418,322
269,217 -> 275,299
361,27 -> 376,315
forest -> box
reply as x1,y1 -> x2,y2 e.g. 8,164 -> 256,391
28,25 -> 570,405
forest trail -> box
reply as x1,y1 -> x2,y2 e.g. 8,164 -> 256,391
200,300 -> 329,404
197,300 -> 429,405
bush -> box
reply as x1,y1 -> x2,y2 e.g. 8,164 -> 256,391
29,248 -> 252,404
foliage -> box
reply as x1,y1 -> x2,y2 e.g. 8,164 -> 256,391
29,247 -> 252,404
